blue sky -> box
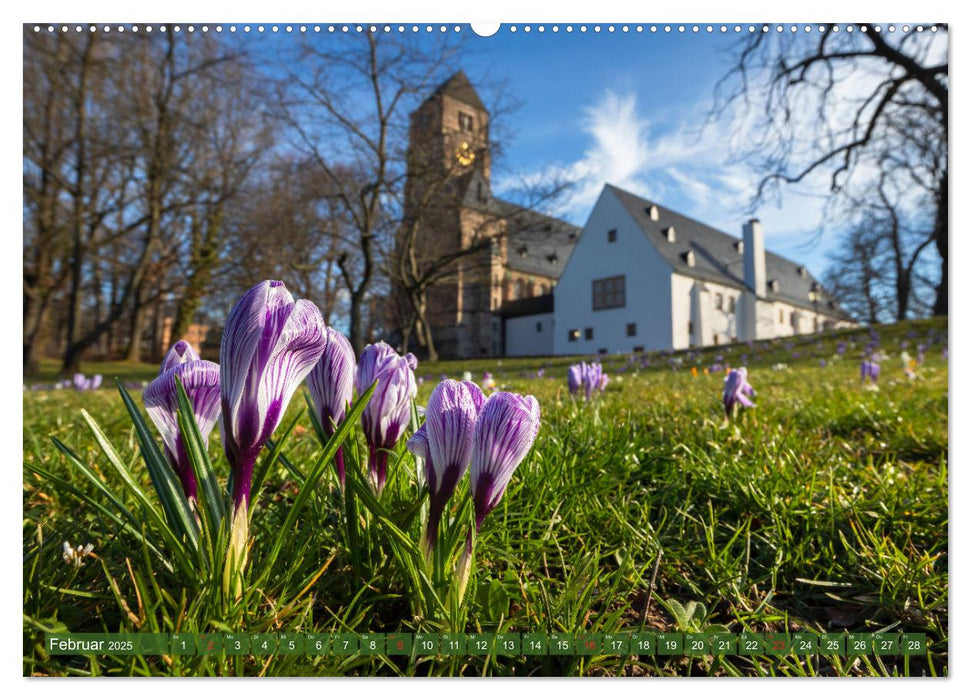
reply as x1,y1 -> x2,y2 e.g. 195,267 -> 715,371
251,25 -> 926,279
453,27 -> 844,276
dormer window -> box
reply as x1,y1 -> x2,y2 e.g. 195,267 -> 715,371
646,205 -> 660,221
797,265 -> 808,278
546,253 -> 559,265
683,250 -> 695,267
568,232 -> 577,241
769,279 -> 780,293
607,228 -> 617,243
518,245 -> 528,258
665,226 -> 676,243
735,240 -> 744,254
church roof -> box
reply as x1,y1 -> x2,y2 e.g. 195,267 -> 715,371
461,181 -> 580,279
605,184 -> 852,319
430,70 -> 488,112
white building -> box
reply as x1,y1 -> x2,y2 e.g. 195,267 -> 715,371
502,184 -> 852,356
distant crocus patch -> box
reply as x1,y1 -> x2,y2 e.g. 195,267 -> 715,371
723,367 -> 755,420
567,362 -> 607,400
860,360 -> 881,387
356,341 -> 418,495
72,373 -> 103,391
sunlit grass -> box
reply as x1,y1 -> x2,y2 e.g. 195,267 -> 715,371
23,318 -> 948,676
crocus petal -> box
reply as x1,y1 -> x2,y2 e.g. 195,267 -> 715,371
160,340 -> 200,374
425,379 -> 478,492
308,327 -> 357,435
144,360 -> 222,500
356,341 -> 418,493
220,281 -> 326,509
470,391 -> 541,529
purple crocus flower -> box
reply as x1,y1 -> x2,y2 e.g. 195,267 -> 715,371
723,367 -> 756,419
406,379 -> 485,558
143,358 -> 222,503
72,373 -> 102,391
307,327 -> 357,486
160,339 -> 199,373
860,360 -> 880,384
220,280 -> 327,514
469,392 -> 541,531
355,341 -> 418,495
567,364 -> 582,395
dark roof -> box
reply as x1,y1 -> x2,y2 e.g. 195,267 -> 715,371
498,293 -> 554,318
461,174 -> 580,279
430,70 -> 488,112
605,184 -> 852,319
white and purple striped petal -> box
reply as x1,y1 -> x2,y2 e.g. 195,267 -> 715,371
356,342 -> 418,494
220,280 -> 327,510
144,359 -> 222,502
160,340 -> 200,374
469,391 -> 541,530
308,327 -> 357,484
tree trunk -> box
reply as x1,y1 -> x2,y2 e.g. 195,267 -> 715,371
932,167 -> 948,316
415,293 -> 438,362
126,285 -> 147,363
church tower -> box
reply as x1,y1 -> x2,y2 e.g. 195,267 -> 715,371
402,71 -> 504,358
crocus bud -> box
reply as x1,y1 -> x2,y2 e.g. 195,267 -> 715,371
469,392 -> 541,531
160,340 -> 200,374
143,359 -> 222,503
220,280 -> 326,513
308,327 -> 357,485
723,367 -> 756,419
861,360 -> 880,384
567,364 -> 582,395
406,379 -> 484,560
355,342 -> 418,495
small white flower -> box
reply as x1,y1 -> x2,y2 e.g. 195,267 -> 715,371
62,541 -> 95,568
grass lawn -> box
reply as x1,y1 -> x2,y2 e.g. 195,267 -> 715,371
23,317 -> 948,676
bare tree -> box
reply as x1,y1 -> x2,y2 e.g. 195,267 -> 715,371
713,24 -> 948,315
274,32 -> 463,353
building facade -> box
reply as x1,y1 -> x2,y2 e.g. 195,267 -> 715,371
402,73 -> 851,359
538,185 -> 852,356
401,71 -> 579,359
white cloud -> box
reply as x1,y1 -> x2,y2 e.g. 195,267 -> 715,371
494,86 -> 875,276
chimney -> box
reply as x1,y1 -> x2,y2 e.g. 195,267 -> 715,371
743,219 -> 766,296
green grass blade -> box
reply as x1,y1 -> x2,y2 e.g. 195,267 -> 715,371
173,375 -> 227,531
251,408 -> 305,501
115,381 -> 201,552
255,381 -> 376,585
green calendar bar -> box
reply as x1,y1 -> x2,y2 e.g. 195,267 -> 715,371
413,633 -> 438,655
901,634 -> 927,656
41,631 -> 932,657
467,633 -> 495,655
791,633 -> 818,655
386,633 -> 412,656
304,634 -> 330,655
496,633 -> 521,655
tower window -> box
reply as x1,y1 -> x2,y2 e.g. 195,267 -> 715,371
728,296 -> 736,313
458,111 -> 475,132
607,228 -> 617,243
536,321 -> 543,333
715,293 -> 724,310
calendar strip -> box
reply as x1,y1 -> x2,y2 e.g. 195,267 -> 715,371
45,632 -> 927,658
